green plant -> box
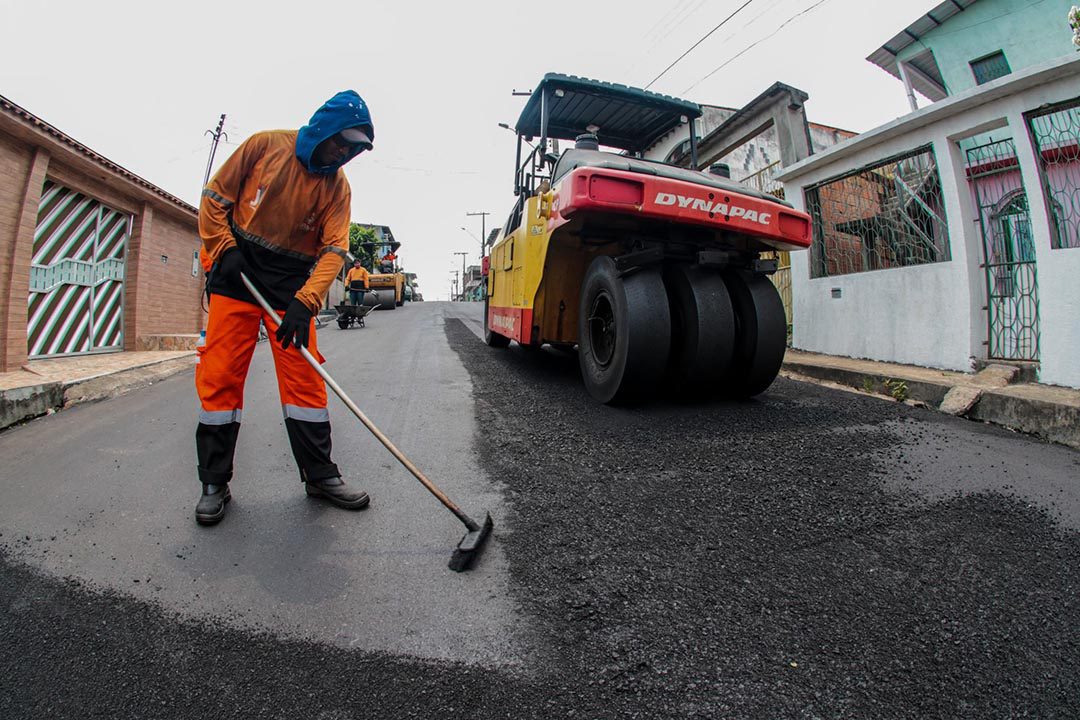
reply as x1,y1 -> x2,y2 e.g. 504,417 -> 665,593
348,224 -> 378,269
883,378 -> 909,402
860,377 -> 875,393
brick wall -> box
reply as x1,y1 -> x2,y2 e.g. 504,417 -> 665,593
0,107 -> 203,371
133,210 -> 205,337
0,133 -> 33,369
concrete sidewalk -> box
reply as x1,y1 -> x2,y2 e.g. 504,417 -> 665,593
1,342 -> 1077,451
0,350 -> 195,430
783,349 -> 1080,450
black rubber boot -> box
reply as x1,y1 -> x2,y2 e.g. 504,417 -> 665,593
195,484 -> 231,525
304,477 -> 370,510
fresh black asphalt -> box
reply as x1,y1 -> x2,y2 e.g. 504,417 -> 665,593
2,313 -> 1079,719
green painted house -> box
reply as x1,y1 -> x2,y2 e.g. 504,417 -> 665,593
868,0 -> 1076,110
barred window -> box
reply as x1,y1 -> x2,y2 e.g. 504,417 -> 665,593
804,146 -> 951,278
1027,97 -> 1080,249
970,51 -> 1011,86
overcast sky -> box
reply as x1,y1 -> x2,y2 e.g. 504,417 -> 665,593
1,0 -> 940,300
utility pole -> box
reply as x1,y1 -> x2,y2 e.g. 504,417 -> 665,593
466,211 -> 491,259
450,271 -> 460,302
202,114 -> 227,186
453,251 -> 468,302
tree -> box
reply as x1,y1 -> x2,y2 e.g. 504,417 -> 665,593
348,223 -> 378,270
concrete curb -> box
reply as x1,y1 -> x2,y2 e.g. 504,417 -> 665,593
781,358 -> 953,406
62,355 -> 196,407
0,383 -> 65,431
971,387 -> 1080,450
0,354 -> 196,431
782,357 -> 1080,451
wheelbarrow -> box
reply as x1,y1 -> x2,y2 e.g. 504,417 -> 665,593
334,299 -> 376,329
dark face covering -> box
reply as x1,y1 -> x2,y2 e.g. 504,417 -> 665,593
313,133 -> 361,168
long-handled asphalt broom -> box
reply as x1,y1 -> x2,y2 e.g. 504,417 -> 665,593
240,273 -> 493,572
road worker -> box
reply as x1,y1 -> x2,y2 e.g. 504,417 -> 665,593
379,251 -> 396,274
344,259 -> 370,305
194,90 -> 374,525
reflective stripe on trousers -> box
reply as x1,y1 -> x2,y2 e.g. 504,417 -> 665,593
199,408 -> 243,425
283,404 -> 330,422
195,293 -> 337,484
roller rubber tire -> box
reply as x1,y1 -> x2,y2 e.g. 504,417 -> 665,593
484,294 -> 510,348
578,256 -> 670,405
663,264 -> 736,396
722,270 -> 787,398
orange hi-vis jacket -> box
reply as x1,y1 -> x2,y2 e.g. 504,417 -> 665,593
200,130 -> 350,312
345,266 -> 369,289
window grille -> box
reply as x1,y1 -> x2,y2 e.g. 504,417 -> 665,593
970,51 -> 1011,86
804,146 -> 950,278
1026,97 -> 1080,249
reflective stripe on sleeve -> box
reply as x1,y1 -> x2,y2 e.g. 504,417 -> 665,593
283,405 -> 330,422
319,246 -> 349,260
199,409 -> 243,425
201,188 -> 234,208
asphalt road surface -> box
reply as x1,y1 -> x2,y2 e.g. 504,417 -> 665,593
2,301 -> 1078,719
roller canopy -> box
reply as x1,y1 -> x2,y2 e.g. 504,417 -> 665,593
515,73 -> 702,153
357,241 -> 401,253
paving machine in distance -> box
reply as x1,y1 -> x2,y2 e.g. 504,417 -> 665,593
359,239 -> 406,310
484,73 -> 813,404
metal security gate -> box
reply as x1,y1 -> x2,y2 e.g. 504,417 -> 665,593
28,180 -> 130,358
965,139 -> 1039,361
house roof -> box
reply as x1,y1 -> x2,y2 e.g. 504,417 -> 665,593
866,0 -> 980,100
515,73 -> 702,152
0,93 -> 197,216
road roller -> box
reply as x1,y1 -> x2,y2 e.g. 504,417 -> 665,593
483,73 -> 812,404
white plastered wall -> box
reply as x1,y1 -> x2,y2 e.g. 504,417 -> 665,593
779,56 -> 1080,386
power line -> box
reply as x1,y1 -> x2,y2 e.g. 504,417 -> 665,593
682,0 -> 833,94
654,0 -> 711,45
628,0 -> 709,81
644,0 -> 757,90
642,0 -> 694,41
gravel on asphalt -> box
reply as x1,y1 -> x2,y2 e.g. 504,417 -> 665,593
2,318 -> 1078,719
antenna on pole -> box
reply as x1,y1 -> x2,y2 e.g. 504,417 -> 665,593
202,113 -> 228,187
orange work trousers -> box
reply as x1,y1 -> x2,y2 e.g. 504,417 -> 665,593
195,294 -> 339,486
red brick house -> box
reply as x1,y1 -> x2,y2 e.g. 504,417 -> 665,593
0,94 -> 204,372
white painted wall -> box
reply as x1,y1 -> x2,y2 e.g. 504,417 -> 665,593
1009,105 -> 1080,388
788,257 -> 974,370
778,55 -> 1080,386
1038,248 -> 1080,387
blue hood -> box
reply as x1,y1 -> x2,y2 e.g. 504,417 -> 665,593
295,90 -> 374,175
